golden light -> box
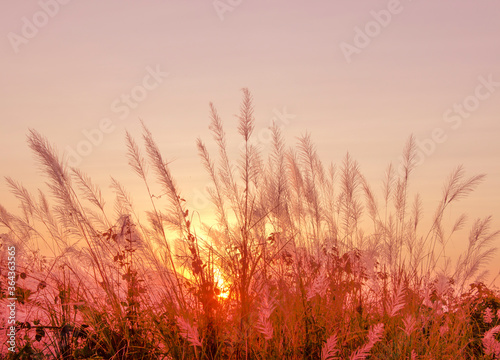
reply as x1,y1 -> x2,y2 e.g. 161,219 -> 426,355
213,267 -> 230,299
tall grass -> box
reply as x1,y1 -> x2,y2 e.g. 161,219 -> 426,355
1,89 -> 499,359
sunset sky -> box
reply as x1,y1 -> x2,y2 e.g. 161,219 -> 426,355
1,1 -> 499,279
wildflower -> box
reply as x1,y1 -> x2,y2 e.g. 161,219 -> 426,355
483,325 -> 500,357
321,334 -> 339,360
255,288 -> 276,340
389,282 -> 406,317
350,323 -> 384,360
411,349 -> 418,360
485,307 -> 494,324
439,324 -> 449,336
401,315 -> 417,337
176,316 -> 202,347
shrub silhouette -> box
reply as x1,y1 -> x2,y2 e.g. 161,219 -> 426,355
1,88 -> 499,359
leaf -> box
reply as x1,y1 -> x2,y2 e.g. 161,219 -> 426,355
35,327 -> 45,342
37,281 -> 47,290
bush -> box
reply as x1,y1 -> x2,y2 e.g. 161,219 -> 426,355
1,89 -> 499,359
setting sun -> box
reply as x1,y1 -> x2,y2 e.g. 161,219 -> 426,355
1,1 -> 500,359
213,267 -> 230,300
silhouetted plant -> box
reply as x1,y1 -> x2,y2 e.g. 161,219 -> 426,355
1,89 -> 499,359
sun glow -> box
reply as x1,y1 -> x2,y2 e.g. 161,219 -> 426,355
214,267 -> 230,299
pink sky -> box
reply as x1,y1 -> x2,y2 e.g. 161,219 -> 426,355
1,1 -> 499,281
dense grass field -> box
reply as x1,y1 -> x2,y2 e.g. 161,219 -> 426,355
1,90 -> 500,359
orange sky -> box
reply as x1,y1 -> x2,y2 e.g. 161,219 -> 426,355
1,1 -> 499,282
